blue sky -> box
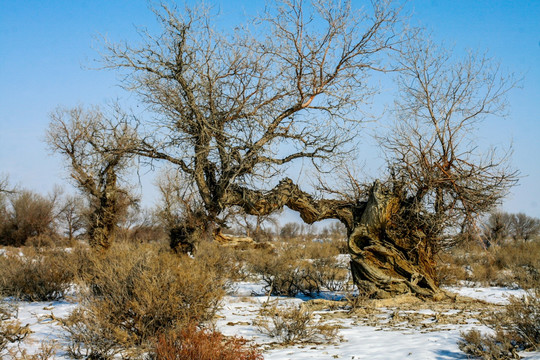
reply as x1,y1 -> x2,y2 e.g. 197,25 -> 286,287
1,1 -> 539,218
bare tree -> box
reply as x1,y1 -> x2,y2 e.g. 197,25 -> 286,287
101,0 -> 402,244
46,105 -> 137,250
510,213 -> 540,241
343,36 -> 519,296
381,37 -> 518,242
227,206 -> 281,241
57,194 -> 87,244
97,2 -> 517,298
0,175 -> 12,195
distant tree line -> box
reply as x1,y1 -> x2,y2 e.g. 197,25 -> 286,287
483,211 -> 540,244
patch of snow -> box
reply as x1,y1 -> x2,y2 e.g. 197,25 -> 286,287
444,286 -> 527,304
4,300 -> 77,359
6,283 -> 540,360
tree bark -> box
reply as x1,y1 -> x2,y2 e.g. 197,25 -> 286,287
228,178 -> 441,298
348,181 -> 439,298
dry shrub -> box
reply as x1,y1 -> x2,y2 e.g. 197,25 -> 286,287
5,341 -> 58,360
0,248 -> 75,301
154,324 -> 263,360
249,247 -> 319,296
311,255 -> 351,293
497,290 -> 540,350
438,239 -> 540,288
436,255 -> 469,286
459,329 -> 519,360
0,190 -> 58,248
195,240 -> 248,282
492,241 -> 540,289
249,239 -> 349,296
62,242 -> 226,358
256,303 -> 338,344
25,234 -> 61,248
1,302 -> 26,354
459,289 -> 540,359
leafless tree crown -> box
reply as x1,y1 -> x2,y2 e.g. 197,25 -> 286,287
101,0 -> 402,222
46,105 -> 138,249
380,36 -> 519,243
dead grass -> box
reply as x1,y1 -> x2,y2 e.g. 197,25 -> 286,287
0,301 -> 57,359
438,239 -> 540,289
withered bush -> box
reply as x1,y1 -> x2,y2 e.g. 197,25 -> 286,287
248,239 -> 349,296
0,248 -> 75,301
256,303 -> 338,344
62,242 -> 226,359
438,239 -> 540,289
459,329 -> 519,360
1,302 -> 21,354
249,247 -> 318,296
154,324 -> 263,360
459,289 -> 540,359
195,240 -> 248,282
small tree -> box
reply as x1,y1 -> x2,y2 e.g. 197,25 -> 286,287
57,194 -> 87,244
153,168 -> 207,253
46,105 -> 137,250
483,211 -> 513,245
0,190 -> 58,247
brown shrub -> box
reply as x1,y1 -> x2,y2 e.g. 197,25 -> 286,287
459,329 -> 519,360
438,239 -> 540,289
248,239 -> 349,296
195,240 -> 248,282
248,246 -> 319,296
0,190 -> 58,247
0,248 -> 75,301
61,242 -> 226,358
256,303 -> 338,344
154,324 -> 263,360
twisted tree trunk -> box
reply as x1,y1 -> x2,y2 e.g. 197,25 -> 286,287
227,178 -> 441,298
347,182 -> 439,298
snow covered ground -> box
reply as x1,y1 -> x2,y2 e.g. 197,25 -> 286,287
4,282 -> 540,359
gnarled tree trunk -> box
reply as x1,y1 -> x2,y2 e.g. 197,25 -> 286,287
228,178 -> 441,299
348,182 -> 439,298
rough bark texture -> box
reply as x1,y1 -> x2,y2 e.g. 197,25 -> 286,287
229,178 -> 441,298
348,182 -> 439,298
87,172 -> 120,251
